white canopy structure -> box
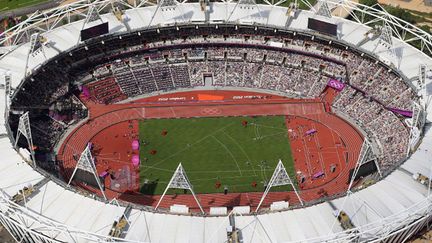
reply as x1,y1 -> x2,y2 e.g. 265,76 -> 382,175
0,0 -> 430,242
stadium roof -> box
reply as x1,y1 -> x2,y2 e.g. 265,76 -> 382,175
0,0 -> 431,242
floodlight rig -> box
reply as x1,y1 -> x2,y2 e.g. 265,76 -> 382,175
68,144 -> 107,200
379,25 -> 393,47
85,5 -> 103,24
24,33 -> 47,78
4,72 -> 11,113
418,64 -> 428,110
147,0 -> 186,29
316,0 -> 332,18
349,139 -> 381,185
376,24 -> 396,56
77,5 -> 104,44
155,163 -> 204,214
14,112 -> 36,165
227,0 -> 264,23
407,102 -> 424,156
255,160 -> 303,212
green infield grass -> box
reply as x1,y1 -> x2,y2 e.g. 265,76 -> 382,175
139,116 -> 295,195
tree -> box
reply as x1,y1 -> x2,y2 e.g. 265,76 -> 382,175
20,15 -> 28,23
418,25 -> 431,34
359,0 -> 378,7
6,17 -> 15,30
384,6 -> 422,24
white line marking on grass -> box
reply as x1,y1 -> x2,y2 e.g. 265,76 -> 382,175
141,122 -> 236,173
223,131 -> 257,176
251,123 -> 288,140
187,169 -> 271,173
252,123 -> 288,131
188,177 -> 218,182
212,135 -> 243,176
256,124 -> 260,140
254,131 -> 287,140
140,165 -> 175,172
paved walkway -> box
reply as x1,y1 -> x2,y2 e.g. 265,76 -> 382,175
378,0 -> 432,14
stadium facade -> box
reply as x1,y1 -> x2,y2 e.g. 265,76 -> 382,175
0,0 -> 431,242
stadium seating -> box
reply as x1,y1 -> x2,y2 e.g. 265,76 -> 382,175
10,30 -> 417,189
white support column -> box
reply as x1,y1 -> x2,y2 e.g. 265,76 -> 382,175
227,0 -> 264,22
85,5 -> 103,24
378,24 -> 394,50
4,72 -> 11,138
316,0 -> 332,18
418,64 -> 428,111
155,163 -> 204,214
14,112 -> 36,165
406,102 -> 424,156
24,33 -> 47,78
147,0 -> 183,29
4,71 -> 11,110
255,160 -> 302,212
78,5 -> 104,43
67,144 -> 107,200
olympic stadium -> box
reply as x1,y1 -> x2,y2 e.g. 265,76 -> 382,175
0,0 -> 432,242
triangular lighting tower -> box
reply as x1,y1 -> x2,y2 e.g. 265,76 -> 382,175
14,112 -> 36,165
347,139 -> 381,193
4,72 -> 11,109
316,1 -> 332,18
378,24 -> 393,49
160,0 -> 178,8
256,160 -> 303,212
85,5 -> 103,24
155,163 -> 204,213
24,33 -> 47,77
68,144 -> 107,200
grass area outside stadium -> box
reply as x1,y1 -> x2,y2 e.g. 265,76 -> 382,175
138,115 -> 296,195
0,0 -> 50,12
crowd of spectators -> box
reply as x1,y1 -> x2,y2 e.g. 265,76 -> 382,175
31,116 -> 65,150
79,41 -> 347,99
333,86 -> 409,171
11,29 -> 420,176
344,52 -> 416,111
85,77 -> 127,104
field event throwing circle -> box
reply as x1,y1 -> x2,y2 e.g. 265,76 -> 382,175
200,107 -> 222,115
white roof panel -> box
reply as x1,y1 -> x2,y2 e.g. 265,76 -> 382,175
0,2 -> 430,242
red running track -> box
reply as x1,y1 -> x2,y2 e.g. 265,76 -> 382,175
57,90 -> 363,212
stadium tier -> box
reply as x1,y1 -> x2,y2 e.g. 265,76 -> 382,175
0,0 -> 431,242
